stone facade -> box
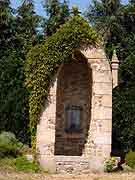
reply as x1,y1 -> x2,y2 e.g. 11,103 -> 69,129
36,47 -> 117,174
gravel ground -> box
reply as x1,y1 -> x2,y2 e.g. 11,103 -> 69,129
0,172 -> 135,180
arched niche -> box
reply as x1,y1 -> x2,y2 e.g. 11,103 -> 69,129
36,47 -> 112,173
55,51 -> 92,156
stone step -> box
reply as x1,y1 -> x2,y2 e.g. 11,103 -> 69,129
55,156 -> 89,174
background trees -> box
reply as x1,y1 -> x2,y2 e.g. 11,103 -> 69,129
43,0 -> 70,36
0,0 -> 15,50
0,0 -> 38,143
85,0 -> 122,44
0,0 -> 71,143
1,0 -> 135,151
86,0 -> 135,152
15,0 -> 40,56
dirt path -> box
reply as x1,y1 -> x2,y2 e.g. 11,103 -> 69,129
0,172 -> 135,180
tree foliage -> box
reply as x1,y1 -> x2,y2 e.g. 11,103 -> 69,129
0,50 -> 29,143
0,0 -> 15,49
43,0 -> 70,36
85,0 -> 122,43
0,0 -> 72,144
86,0 -> 135,151
0,0 -> 40,143
16,0 -> 40,55
113,34 -> 135,151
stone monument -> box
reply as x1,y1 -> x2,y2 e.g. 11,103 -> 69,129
36,46 -> 119,173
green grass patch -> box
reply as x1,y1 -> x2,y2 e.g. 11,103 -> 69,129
126,151 -> 135,168
15,156 -> 40,173
0,156 -> 41,173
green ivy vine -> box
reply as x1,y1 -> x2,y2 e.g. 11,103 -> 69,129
25,15 -> 98,148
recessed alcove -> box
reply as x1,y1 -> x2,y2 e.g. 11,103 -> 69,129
55,52 -> 92,156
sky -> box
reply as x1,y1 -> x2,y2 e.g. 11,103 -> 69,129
11,0 -> 129,16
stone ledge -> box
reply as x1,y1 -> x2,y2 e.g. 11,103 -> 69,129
55,156 -> 89,162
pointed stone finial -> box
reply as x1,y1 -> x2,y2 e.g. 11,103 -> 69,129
112,50 -> 119,63
111,50 -> 119,88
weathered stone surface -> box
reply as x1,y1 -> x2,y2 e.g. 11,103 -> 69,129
92,106 -> 112,120
111,50 -> 119,88
55,156 -> 90,174
93,82 -> 112,95
93,133 -> 112,145
36,46 -> 113,173
91,119 -> 112,133
89,158 -> 104,172
92,95 -> 112,108
39,156 -> 56,173
81,47 -> 106,59
92,70 -> 112,83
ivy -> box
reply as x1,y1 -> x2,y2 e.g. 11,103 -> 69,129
25,15 -> 98,148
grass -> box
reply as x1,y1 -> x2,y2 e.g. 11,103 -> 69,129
0,156 -> 41,174
15,156 -> 40,173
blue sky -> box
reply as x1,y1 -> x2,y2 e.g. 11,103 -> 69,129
11,0 -> 129,16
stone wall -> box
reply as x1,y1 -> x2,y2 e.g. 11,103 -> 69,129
81,48 -> 112,168
55,156 -> 89,174
36,47 -> 112,173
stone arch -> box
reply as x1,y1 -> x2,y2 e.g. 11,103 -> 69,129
36,47 -> 112,173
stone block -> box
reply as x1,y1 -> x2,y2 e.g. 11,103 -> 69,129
92,95 -> 112,108
39,156 -> 56,173
93,82 -> 112,95
93,132 -> 112,145
91,119 -> 112,133
92,106 -> 112,120
89,158 -> 104,172
92,70 -> 112,83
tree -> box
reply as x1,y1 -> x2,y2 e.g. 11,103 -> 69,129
43,0 -> 70,36
0,0 -> 41,144
85,0 -> 123,53
86,0 -> 135,152
113,34 -> 135,151
0,0 -> 15,50
0,0 -> 70,144
0,50 -> 29,143
16,0 -> 40,56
